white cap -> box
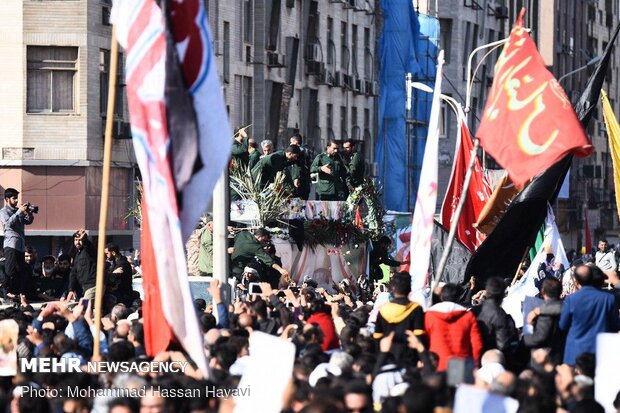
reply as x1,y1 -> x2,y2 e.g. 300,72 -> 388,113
476,362 -> 505,384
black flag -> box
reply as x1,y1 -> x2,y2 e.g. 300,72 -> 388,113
162,0 -> 203,208
430,220 -> 472,286
465,22 -> 620,285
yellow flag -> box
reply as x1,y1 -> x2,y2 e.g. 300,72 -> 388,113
601,90 -> 620,219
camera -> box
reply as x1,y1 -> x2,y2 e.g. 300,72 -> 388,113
25,203 -> 39,214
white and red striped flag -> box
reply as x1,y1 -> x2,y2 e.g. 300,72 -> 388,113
112,0 -> 231,376
409,50 -> 444,308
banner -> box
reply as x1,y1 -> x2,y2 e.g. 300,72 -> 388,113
409,50 -> 444,306
440,120 -> 491,251
465,20 -> 619,284
477,8 -> 592,188
601,90 -> 620,220
504,206 -> 568,328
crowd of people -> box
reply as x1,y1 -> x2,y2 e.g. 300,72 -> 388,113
0,242 -> 619,412
1,150 -> 620,412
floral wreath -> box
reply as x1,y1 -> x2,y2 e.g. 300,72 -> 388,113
345,179 -> 384,240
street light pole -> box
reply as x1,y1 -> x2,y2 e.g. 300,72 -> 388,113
558,55 -> 602,84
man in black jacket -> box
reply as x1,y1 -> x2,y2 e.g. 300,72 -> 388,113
524,277 -> 565,364
105,243 -> 134,306
373,272 -> 426,360
472,277 -> 518,354
369,236 -> 406,284
66,229 -> 97,301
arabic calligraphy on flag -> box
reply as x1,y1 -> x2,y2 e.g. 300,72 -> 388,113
476,8 -> 592,188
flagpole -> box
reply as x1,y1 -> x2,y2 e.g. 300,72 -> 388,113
432,38 -> 508,290
432,136 -> 480,290
510,248 -> 530,286
464,37 -> 509,113
405,73 -> 412,211
212,169 -> 229,310
93,26 -> 118,361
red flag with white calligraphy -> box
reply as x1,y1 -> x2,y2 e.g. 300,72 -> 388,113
477,8 -> 592,189
440,121 -> 492,251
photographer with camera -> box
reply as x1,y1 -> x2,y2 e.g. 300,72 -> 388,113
0,188 -> 35,299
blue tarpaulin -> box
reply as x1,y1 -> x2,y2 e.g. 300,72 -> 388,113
375,4 -> 439,212
410,14 -> 440,208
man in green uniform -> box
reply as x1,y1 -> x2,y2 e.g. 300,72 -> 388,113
247,138 -> 261,170
342,139 -> 365,190
287,134 -> 311,200
198,218 -> 213,277
310,140 -> 348,201
230,228 -> 289,282
251,145 -> 301,188
230,128 -> 249,173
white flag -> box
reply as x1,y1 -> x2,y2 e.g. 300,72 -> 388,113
503,204 -> 568,327
409,50 -> 445,308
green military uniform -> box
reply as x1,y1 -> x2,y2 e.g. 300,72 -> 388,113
230,136 -> 249,201
310,152 -> 348,201
231,136 -> 249,172
248,150 -> 261,171
230,231 -> 275,279
198,227 -> 213,276
346,151 -> 365,188
251,151 -> 292,188
287,148 -> 311,199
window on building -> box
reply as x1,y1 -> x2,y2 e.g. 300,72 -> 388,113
351,24 -> 358,75
99,49 -> 123,117
326,103 -> 333,131
27,46 -> 78,113
242,76 -> 252,126
243,0 -> 253,43
327,17 -> 334,65
364,27 -> 371,77
223,21 -> 230,83
439,19 -> 452,63
340,105 -> 348,139
463,22 -> 471,79
351,106 -> 358,129
439,100 -> 448,138
341,22 -> 348,71
364,107 -> 370,141
471,23 -> 479,60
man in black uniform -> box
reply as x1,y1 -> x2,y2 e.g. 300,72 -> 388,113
105,243 -> 134,306
66,229 -> 97,301
288,134 -> 312,200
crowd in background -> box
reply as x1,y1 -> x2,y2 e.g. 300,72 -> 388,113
0,238 -> 619,412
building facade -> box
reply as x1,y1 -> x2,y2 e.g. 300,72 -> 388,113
416,0 -> 619,250
0,0 -> 135,255
206,0 -> 379,161
555,0 -> 620,248
416,0 -> 554,208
